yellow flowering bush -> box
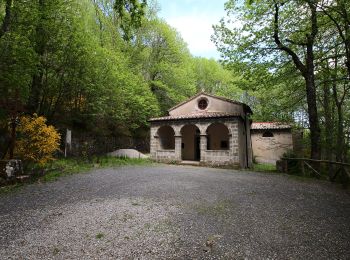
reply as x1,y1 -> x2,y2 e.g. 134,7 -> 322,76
15,114 -> 61,166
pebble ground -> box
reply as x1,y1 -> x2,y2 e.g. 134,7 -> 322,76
0,165 -> 349,259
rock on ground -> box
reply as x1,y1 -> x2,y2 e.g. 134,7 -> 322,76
107,149 -> 148,159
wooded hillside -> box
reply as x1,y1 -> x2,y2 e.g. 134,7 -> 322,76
0,0 -> 241,155
1,0 -> 349,162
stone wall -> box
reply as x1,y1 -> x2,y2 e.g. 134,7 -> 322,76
201,150 -> 232,165
251,129 -> 293,164
150,117 -> 249,167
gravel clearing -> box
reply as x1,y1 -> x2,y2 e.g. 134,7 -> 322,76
0,165 -> 349,259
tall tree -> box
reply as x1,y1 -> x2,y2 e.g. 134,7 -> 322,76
213,0 -> 322,160
127,19 -> 196,113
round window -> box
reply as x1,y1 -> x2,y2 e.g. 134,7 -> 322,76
198,99 -> 208,110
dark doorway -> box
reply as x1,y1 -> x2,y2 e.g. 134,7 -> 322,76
195,135 -> 200,161
181,124 -> 201,161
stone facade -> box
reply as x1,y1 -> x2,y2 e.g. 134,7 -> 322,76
150,118 -> 243,166
149,92 -> 253,168
251,123 -> 293,164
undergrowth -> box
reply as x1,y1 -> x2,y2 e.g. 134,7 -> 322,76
252,163 -> 277,173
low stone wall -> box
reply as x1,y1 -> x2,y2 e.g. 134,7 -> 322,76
154,150 -> 177,162
202,150 -> 234,165
152,149 -> 240,167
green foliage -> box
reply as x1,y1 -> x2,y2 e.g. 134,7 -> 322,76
253,163 -> 276,173
0,32 -> 36,101
95,233 -> 104,239
0,0 -> 250,148
213,0 -> 350,160
127,18 -> 197,113
192,57 -> 243,100
114,0 -> 147,41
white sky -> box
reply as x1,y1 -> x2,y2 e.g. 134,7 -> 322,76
156,0 -> 227,59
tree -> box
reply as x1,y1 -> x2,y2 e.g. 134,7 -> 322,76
213,0 -> 323,160
127,18 -> 196,113
192,57 -> 243,100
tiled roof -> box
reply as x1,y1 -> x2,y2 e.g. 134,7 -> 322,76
149,112 -> 241,122
251,122 -> 292,130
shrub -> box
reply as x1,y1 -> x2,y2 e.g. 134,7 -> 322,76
14,114 -> 61,166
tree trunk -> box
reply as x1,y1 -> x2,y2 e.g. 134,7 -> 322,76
273,2 -> 321,161
28,71 -> 44,113
335,104 -> 344,161
322,78 -> 333,160
0,0 -> 12,38
305,74 -> 321,160
27,0 -> 45,113
305,39 -> 321,161
331,48 -> 346,162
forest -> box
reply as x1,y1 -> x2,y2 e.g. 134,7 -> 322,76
0,0 -> 349,163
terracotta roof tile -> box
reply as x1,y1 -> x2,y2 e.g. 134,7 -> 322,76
251,122 -> 292,130
149,112 -> 241,122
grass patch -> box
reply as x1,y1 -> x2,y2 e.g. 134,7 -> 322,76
95,233 -> 104,239
41,159 -> 94,182
0,183 -> 24,195
41,156 -> 153,183
252,163 -> 277,173
97,156 -> 153,168
153,218 -> 174,233
52,247 -> 60,255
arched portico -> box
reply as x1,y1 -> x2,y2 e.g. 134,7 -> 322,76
149,118 -> 249,167
157,125 -> 175,150
206,123 -> 230,150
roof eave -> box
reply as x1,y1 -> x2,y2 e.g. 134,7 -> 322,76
149,114 -> 243,123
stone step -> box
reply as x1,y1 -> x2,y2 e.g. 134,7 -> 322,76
16,175 -> 31,183
180,161 -> 200,166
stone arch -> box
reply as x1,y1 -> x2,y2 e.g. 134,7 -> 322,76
180,124 -> 201,161
206,123 -> 230,150
157,125 -> 175,150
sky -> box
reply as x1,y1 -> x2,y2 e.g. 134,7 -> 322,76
156,0 -> 227,60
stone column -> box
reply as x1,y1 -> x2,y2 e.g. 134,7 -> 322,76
229,122 -> 239,165
200,134 -> 207,163
174,135 -> 182,162
150,125 -> 158,159
245,118 -> 253,167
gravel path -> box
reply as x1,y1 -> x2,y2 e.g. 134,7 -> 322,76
0,165 -> 349,259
